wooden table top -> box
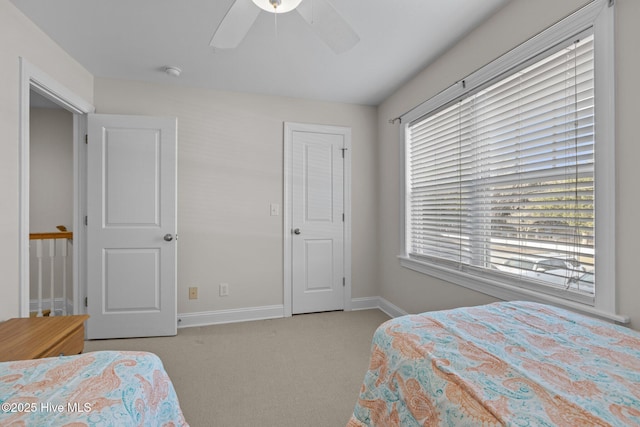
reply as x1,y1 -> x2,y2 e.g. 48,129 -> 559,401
0,315 -> 89,362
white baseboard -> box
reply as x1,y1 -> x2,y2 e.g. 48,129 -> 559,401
352,296 -> 407,318
350,297 -> 381,311
177,305 -> 285,328
177,297 -> 408,329
377,298 -> 409,318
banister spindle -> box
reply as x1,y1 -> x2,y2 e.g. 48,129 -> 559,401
36,240 -> 43,317
61,238 -> 68,315
49,239 -> 56,317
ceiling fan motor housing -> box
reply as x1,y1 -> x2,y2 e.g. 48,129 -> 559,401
214,0 -> 359,53
252,0 -> 301,13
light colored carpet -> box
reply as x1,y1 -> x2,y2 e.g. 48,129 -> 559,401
84,309 -> 390,427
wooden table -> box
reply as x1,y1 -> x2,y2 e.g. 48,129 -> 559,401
0,315 -> 89,362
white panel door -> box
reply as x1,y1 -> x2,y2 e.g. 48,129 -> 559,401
291,128 -> 345,314
87,114 -> 177,339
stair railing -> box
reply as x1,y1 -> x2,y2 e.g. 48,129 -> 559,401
29,225 -> 73,317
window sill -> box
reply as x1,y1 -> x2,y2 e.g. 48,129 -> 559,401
398,255 -> 629,324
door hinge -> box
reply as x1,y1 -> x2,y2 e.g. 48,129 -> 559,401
341,148 -> 347,158
343,277 -> 346,287
342,213 -> 345,222
85,134 -> 88,144
84,216 -> 88,226
84,297 -> 88,307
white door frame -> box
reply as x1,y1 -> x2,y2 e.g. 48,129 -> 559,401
283,122 -> 352,317
18,58 -> 94,317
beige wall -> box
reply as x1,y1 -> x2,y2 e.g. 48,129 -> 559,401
93,78 -> 379,314
377,0 -> 640,329
0,0 -> 93,320
29,108 -> 74,234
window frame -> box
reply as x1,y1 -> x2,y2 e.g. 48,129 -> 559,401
397,0 -> 625,323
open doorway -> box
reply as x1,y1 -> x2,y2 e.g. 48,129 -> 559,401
19,57 -> 94,318
19,60 -> 177,338
28,91 -> 74,316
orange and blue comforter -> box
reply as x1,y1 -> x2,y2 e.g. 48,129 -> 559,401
348,301 -> 640,426
0,350 -> 188,426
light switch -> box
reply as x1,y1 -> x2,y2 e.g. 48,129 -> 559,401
270,203 -> 280,216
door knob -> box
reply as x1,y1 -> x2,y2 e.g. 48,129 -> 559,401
293,228 -> 301,235
164,234 -> 174,242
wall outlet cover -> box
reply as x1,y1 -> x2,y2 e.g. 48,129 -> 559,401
219,283 -> 229,297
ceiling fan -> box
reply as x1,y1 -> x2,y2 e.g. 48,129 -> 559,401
210,0 -> 359,54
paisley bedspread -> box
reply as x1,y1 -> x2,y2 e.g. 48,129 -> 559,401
0,350 -> 188,426
348,301 -> 640,427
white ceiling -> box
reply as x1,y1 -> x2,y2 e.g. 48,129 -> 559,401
11,0 -> 510,106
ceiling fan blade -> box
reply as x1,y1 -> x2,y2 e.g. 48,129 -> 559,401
210,0 -> 261,49
296,0 -> 359,54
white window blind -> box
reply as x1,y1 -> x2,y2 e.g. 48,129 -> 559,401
406,34 -> 595,302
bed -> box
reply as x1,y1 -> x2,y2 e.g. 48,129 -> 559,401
0,350 -> 188,426
348,301 -> 640,427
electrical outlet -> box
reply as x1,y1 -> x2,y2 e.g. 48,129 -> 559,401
219,283 -> 229,297
189,287 -> 198,300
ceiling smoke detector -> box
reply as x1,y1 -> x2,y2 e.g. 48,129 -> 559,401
164,66 -> 182,77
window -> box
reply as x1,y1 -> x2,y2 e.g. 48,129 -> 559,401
408,34 -> 594,303
398,0 -> 620,321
